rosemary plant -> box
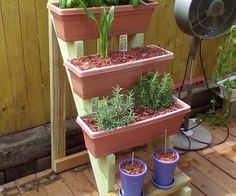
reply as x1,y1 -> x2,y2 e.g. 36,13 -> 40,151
92,87 -> 135,131
133,72 -> 173,109
91,72 -> 174,131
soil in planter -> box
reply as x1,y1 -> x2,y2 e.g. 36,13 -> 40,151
155,150 -> 177,162
70,46 -> 168,70
121,160 -> 145,175
82,102 -> 182,132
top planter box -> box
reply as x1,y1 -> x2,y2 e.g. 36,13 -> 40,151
47,1 -> 157,41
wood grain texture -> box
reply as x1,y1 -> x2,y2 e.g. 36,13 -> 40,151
0,0 -> 15,135
181,152 -> 236,194
1,0 -> 31,133
35,0 -> 51,121
49,17 -> 66,166
15,174 -> 48,196
54,151 -> 89,173
0,182 -> 21,196
36,170 -> 73,196
179,155 -> 229,196
18,0 -> 46,127
61,166 -> 99,196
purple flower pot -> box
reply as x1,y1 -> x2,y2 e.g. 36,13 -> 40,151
152,147 -> 179,187
119,158 -> 147,196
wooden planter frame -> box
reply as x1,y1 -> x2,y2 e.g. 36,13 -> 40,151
48,1 -> 192,195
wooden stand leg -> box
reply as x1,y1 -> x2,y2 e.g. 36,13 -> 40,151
174,186 -> 192,196
49,12 -> 66,171
128,33 -> 144,47
88,152 -> 116,196
57,39 -> 93,115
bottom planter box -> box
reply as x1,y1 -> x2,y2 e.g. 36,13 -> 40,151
76,96 -> 190,158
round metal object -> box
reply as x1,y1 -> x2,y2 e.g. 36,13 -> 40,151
174,0 -> 236,39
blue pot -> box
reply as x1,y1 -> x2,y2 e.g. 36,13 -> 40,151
119,158 -> 147,196
152,147 -> 179,187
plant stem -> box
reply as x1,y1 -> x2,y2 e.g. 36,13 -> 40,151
164,129 -> 167,156
132,152 -> 134,166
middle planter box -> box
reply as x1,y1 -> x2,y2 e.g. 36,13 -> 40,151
64,45 -> 174,99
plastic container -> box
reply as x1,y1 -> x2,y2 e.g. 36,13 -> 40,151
217,75 -> 236,101
47,1 -> 157,41
119,158 -> 147,196
152,147 -> 179,188
76,96 -> 190,158
64,45 -> 174,99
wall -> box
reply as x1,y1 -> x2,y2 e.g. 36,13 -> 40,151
0,0 -> 221,136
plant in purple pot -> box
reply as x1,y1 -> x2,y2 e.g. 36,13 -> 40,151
119,153 -> 147,196
152,146 -> 179,189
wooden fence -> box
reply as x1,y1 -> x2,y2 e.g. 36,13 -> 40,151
0,0 -> 221,136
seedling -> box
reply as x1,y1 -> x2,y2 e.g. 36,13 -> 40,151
78,0 -> 114,57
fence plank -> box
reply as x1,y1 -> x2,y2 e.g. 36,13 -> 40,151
0,1 -> 15,135
1,0 -> 31,132
18,0 -> 46,126
35,0 -> 51,121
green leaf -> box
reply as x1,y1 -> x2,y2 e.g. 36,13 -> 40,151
131,0 -> 140,7
59,0 -> 67,8
107,6 -> 114,32
66,0 -> 74,7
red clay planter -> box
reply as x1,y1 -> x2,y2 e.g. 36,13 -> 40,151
76,97 -> 190,158
47,1 -> 157,41
64,45 -> 174,99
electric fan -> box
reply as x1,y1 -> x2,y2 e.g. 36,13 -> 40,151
174,0 -> 236,150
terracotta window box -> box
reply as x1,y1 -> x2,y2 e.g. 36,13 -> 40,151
64,45 -> 174,99
47,1 -> 157,41
77,96 -> 191,158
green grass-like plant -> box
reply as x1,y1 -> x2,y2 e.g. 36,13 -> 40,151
133,72 -> 173,109
59,0 -> 140,8
78,0 -> 114,58
92,87 -> 135,131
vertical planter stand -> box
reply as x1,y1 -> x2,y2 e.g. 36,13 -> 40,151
48,1 -> 192,195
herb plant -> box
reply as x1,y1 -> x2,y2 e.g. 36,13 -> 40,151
78,0 -> 114,57
59,0 -> 81,8
59,0 -> 140,8
223,79 -> 236,90
92,87 -> 134,131
133,72 -> 173,109
213,24 -> 236,80
91,72 -> 174,131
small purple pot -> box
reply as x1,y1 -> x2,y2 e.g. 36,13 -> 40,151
119,158 -> 147,196
152,147 -> 179,187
